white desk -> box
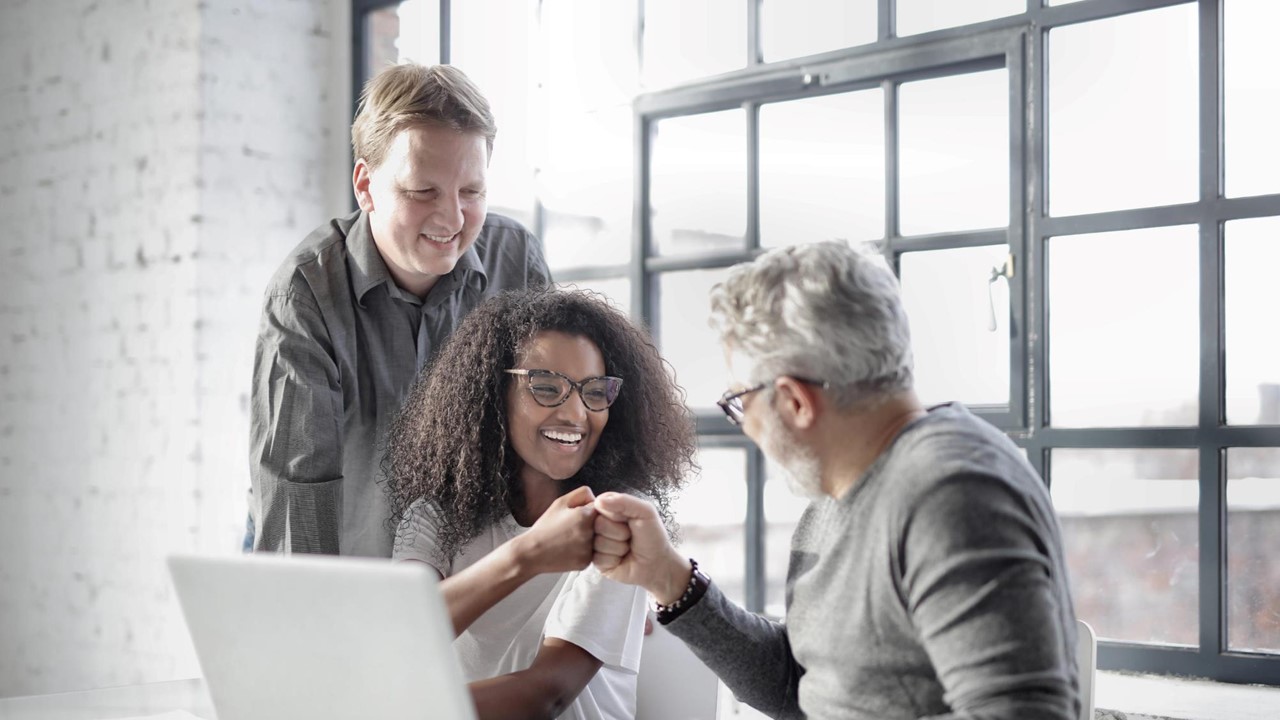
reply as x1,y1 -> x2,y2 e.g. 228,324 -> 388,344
0,679 -> 214,720
1095,671 -> 1280,720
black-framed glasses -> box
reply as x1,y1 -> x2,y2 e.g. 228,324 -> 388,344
716,376 -> 828,426
505,369 -> 624,412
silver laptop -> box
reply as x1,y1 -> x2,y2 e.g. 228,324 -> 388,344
168,554 -> 476,720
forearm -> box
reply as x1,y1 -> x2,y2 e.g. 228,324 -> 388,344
665,582 -> 805,720
468,671 -> 570,720
467,638 -> 601,720
439,537 -> 536,636
645,546 -> 695,605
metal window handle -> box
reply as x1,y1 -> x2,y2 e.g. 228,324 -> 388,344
987,254 -> 1014,332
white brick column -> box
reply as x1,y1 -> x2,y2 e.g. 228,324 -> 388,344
0,0 -> 351,696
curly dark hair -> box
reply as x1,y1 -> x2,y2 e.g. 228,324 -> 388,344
384,287 -> 697,564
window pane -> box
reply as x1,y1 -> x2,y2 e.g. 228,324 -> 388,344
642,0 -> 746,89
658,268 -> 732,409
1225,0 -> 1280,198
759,90 -> 884,248
364,7 -> 402,76
555,278 -> 631,318
1051,448 -> 1199,647
541,106 -> 633,270
1048,227 -> 1198,427
896,0 -> 1022,37
364,1 -> 441,79
451,0 -> 538,227
539,1 -> 639,271
899,69 -> 1009,235
650,111 -> 747,256
763,464 -> 815,618
541,0 -> 639,110
671,447 -> 748,606
1226,448 -> 1280,654
900,245 -> 1010,407
1048,4 -> 1198,216
760,0 -> 876,62
398,0 -> 441,66
1225,217 -> 1280,425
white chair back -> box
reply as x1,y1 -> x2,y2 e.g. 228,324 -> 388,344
636,618 -> 720,720
1076,618 -> 1097,720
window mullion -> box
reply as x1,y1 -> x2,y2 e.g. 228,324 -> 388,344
1197,0 -> 1226,662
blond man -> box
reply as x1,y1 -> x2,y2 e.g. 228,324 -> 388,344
249,64 -> 550,555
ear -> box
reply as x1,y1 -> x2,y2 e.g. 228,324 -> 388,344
773,376 -> 821,431
353,158 -> 375,213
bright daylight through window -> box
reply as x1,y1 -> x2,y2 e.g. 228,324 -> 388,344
358,0 -> 1280,686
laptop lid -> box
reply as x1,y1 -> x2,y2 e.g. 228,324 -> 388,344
168,554 -> 476,720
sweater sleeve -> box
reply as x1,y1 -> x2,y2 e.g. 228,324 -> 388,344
664,582 -> 806,720
900,473 -> 1077,720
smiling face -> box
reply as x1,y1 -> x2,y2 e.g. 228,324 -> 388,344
353,123 -> 489,298
506,331 -> 610,488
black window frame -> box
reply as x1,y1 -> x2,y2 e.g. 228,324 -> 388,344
350,0 -> 1280,686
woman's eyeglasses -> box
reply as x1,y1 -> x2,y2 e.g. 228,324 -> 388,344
505,369 -> 623,412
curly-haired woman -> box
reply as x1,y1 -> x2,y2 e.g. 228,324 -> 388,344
385,287 -> 696,720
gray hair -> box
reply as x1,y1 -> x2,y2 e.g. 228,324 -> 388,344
708,241 -> 914,411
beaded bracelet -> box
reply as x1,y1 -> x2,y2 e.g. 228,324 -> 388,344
654,558 -> 710,625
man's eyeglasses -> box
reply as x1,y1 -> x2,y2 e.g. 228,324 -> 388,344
505,369 -> 624,412
716,376 -> 828,426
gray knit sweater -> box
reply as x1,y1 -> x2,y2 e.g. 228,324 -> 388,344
667,403 -> 1079,719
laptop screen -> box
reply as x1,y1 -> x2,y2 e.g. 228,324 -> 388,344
168,554 -> 476,720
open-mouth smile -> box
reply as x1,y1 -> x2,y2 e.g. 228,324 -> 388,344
541,429 -> 584,446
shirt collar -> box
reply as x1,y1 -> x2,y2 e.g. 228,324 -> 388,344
347,210 -> 393,305
347,211 -> 490,306
453,241 -> 487,292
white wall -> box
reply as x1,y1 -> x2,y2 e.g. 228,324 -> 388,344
0,0 -> 351,697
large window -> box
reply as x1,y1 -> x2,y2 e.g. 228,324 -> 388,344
354,0 -> 1280,686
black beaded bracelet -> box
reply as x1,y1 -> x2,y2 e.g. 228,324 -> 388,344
654,558 -> 710,625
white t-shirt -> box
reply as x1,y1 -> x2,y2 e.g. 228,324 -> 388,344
393,502 -> 647,720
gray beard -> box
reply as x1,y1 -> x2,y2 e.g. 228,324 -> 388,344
760,406 -> 824,500
768,454 -> 824,500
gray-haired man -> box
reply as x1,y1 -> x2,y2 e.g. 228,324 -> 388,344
592,241 -> 1079,719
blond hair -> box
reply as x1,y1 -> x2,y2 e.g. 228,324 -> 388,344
351,63 -> 496,170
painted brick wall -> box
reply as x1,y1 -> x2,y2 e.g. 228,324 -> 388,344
0,0 -> 351,697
